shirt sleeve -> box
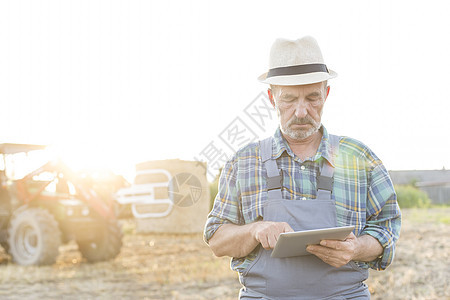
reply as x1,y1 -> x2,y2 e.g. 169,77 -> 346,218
360,162 -> 401,271
203,157 -> 242,244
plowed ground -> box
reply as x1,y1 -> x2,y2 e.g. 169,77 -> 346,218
0,208 -> 448,299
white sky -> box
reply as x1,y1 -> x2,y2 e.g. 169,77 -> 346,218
1,0 -> 449,180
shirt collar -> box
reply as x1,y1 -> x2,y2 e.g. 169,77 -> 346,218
271,125 -> 336,167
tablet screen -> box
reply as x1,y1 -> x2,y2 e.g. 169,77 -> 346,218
270,225 -> 355,258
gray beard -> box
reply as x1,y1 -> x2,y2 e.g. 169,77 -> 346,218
279,115 -> 322,140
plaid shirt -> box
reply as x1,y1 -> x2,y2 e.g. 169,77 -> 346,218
204,126 -> 401,273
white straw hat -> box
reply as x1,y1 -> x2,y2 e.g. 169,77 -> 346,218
258,36 -> 337,85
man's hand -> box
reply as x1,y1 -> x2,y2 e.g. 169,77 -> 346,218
252,221 -> 294,250
306,232 -> 359,268
306,233 -> 383,268
208,221 -> 294,258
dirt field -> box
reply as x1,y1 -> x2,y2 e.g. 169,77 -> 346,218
0,208 -> 449,300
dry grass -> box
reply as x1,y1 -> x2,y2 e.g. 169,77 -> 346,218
0,224 -> 240,300
365,208 -> 450,299
0,208 -> 449,299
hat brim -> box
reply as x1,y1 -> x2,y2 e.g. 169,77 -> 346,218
258,70 -> 337,86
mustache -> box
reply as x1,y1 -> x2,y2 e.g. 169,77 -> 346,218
286,116 -> 316,126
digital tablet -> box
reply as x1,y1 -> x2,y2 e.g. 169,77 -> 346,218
270,225 -> 355,258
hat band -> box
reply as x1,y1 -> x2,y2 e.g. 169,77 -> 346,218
267,63 -> 329,78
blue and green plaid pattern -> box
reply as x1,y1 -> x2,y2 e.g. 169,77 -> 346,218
204,126 -> 401,272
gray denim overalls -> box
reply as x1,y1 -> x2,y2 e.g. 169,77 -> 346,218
239,135 -> 370,300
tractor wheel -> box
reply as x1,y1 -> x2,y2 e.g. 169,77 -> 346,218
77,219 -> 122,263
8,207 -> 62,265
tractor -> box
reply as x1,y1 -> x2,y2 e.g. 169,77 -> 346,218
0,143 -> 124,265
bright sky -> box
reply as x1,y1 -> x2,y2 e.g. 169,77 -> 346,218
1,0 -> 449,181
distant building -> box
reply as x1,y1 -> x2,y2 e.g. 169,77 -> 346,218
389,169 -> 450,205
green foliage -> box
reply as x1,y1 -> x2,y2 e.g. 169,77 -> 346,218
405,207 -> 450,224
406,177 -> 419,186
395,185 -> 431,208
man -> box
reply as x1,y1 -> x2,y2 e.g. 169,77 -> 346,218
204,36 -> 401,299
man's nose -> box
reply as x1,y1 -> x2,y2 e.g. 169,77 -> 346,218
294,100 -> 308,118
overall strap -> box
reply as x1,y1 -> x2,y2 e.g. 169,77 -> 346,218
316,134 -> 340,200
260,137 -> 283,200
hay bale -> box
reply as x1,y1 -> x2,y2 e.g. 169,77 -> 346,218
134,159 -> 210,234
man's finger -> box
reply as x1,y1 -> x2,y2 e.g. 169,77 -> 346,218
268,233 -> 278,249
283,223 -> 294,233
258,233 -> 269,249
320,239 -> 341,249
262,233 -> 270,249
307,244 -> 353,268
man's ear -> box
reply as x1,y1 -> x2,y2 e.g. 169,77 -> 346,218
326,86 -> 330,98
268,88 -> 275,108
